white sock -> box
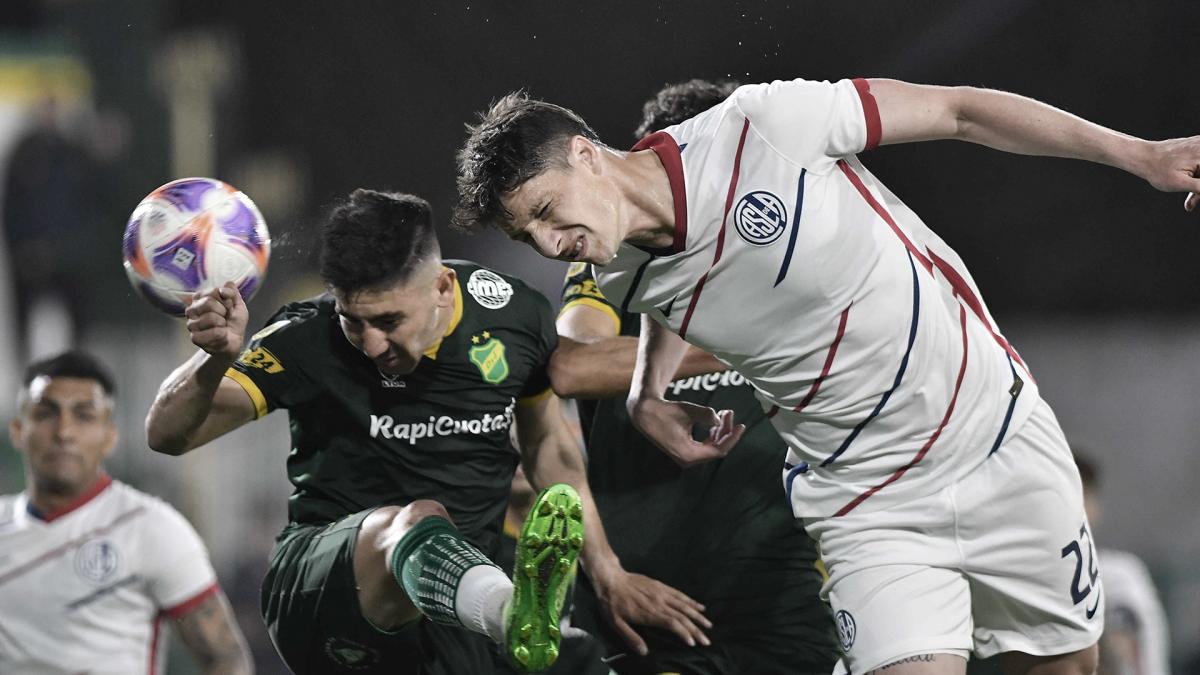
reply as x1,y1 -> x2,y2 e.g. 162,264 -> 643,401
454,564 -> 512,643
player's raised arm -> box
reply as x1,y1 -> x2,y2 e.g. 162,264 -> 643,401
170,589 -> 254,675
552,307 -> 726,400
865,78 -> 1200,206
514,391 -> 712,656
146,283 -> 257,455
626,316 -> 744,467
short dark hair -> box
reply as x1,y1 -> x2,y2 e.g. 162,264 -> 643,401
23,351 -> 116,397
453,91 -> 601,233
320,189 -> 440,293
635,79 -> 740,139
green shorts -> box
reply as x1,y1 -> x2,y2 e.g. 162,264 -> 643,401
260,509 -> 500,674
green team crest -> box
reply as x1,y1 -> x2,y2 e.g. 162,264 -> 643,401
469,331 -> 509,384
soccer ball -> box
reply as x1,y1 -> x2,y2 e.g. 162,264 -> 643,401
122,177 -> 270,316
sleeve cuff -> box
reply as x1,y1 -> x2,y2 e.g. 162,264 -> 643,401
852,78 -> 882,151
517,386 -> 555,407
162,582 -> 219,619
558,297 -> 621,333
224,368 -> 269,419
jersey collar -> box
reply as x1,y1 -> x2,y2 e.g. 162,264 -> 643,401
422,272 -> 464,360
25,472 -> 114,523
631,131 -> 687,256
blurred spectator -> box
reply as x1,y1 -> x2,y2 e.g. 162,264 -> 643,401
3,98 -> 109,360
1076,453 -> 1171,675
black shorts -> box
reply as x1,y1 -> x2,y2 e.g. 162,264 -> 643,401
260,509 -> 498,674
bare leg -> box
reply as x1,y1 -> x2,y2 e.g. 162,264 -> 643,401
352,500 -> 447,630
866,653 -> 967,675
1001,644 -> 1098,675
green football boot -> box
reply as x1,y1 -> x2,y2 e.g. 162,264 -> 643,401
504,483 -> 585,673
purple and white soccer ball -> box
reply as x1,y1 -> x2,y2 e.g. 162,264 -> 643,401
122,177 -> 270,316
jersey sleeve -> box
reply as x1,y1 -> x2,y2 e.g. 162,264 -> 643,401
732,77 -> 880,168
518,289 -> 559,402
140,501 -> 219,617
225,303 -> 324,418
559,262 -> 621,332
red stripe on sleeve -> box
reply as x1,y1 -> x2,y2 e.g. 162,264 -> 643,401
162,582 -> 219,619
852,78 -> 882,151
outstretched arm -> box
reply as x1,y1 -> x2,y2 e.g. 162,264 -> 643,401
551,303 -> 726,398
625,316 -> 744,467
171,589 -> 254,674
868,79 -> 1200,206
146,284 -> 257,455
514,392 -> 711,655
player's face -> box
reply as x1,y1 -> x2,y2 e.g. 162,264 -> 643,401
9,376 -> 116,496
334,266 -> 456,375
500,140 -> 623,265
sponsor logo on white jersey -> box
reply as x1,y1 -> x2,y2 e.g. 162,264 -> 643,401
369,401 -> 516,444
467,269 -> 514,309
667,370 -> 747,396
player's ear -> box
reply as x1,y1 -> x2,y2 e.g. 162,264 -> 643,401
8,418 -> 24,454
570,135 -> 602,175
101,420 -> 118,460
436,267 -> 456,307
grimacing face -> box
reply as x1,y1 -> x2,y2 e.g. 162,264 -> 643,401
334,265 -> 456,375
499,140 -> 624,266
9,376 -> 117,497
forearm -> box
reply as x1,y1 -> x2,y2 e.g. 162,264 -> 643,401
146,350 -> 233,455
953,87 -> 1151,175
550,334 -> 726,398
871,80 -> 1155,179
174,592 -> 254,675
627,316 -> 690,409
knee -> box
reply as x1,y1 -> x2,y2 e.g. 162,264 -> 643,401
366,500 -> 451,539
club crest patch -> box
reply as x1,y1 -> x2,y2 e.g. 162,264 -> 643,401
835,609 -> 856,652
469,331 -> 509,384
734,190 -> 788,246
75,539 -> 120,584
467,269 -> 514,309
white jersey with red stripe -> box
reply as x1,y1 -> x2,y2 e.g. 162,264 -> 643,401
0,475 -> 218,674
594,77 -> 1040,517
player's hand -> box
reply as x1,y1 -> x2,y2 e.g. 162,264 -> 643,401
590,567 -> 711,656
183,283 -> 248,361
1138,136 -> 1200,211
628,397 -> 745,467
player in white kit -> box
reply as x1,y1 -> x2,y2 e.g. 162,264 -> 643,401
454,78 -> 1200,674
0,351 -> 252,674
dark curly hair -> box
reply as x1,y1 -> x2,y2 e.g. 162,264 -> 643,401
23,351 -> 116,397
635,79 -> 740,139
320,189 -> 440,294
453,92 -> 601,233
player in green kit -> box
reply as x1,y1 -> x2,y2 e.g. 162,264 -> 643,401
551,80 -> 838,675
145,190 -> 699,674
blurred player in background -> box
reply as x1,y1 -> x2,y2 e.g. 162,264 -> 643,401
1075,453 -> 1171,675
0,351 -> 252,674
456,77 -> 1200,673
145,189 -> 702,674
552,78 -> 837,674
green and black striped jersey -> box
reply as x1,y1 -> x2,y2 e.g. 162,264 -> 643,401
228,260 -> 556,556
561,262 -> 836,663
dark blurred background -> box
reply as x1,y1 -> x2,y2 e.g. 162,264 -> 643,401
0,1 -> 1196,672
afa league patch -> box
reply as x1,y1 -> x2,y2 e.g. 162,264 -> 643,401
467,269 -> 514,309
75,539 -> 120,584
734,190 -> 787,246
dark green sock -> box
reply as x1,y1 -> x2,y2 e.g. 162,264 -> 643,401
390,516 -> 498,626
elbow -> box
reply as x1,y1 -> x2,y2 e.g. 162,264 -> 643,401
548,349 -> 587,399
145,416 -> 188,457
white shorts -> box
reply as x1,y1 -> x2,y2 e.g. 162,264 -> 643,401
803,399 -> 1104,672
